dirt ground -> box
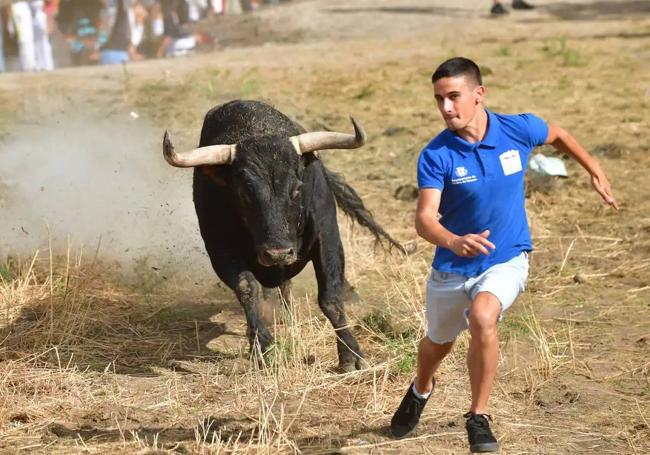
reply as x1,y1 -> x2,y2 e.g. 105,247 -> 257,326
0,0 -> 648,453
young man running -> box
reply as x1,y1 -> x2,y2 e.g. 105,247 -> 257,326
390,57 -> 618,452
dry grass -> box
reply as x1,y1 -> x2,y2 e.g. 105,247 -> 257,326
0,3 -> 649,453
0,228 -> 646,453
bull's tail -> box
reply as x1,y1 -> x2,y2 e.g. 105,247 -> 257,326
324,168 -> 406,254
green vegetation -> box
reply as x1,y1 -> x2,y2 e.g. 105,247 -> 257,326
0,264 -> 12,281
541,38 -> 589,67
502,314 -> 531,338
240,78 -> 261,95
354,84 -> 376,100
362,310 -> 419,374
497,46 -> 511,57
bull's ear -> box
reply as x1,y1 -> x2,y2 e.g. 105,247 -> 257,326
202,166 -> 228,186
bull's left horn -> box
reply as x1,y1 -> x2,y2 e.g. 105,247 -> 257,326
163,131 -> 237,167
290,117 -> 367,155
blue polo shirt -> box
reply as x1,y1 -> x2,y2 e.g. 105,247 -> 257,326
417,110 -> 548,277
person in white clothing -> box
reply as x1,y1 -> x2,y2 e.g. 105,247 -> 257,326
30,1 -> 54,71
0,9 -> 5,72
9,2 -> 36,71
8,1 -> 53,72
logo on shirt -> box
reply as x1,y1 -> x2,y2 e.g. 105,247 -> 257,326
451,166 -> 477,185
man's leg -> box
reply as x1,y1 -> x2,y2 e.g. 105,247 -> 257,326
392,269 -> 468,438
490,0 -> 508,15
414,336 -> 454,395
467,291 -> 501,414
391,337 -> 454,438
512,0 -> 535,10
464,291 -> 501,452
463,253 -> 528,452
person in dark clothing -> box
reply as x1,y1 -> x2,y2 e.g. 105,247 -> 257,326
175,0 -> 190,24
56,0 -> 104,65
100,0 -> 142,64
157,0 -> 210,58
491,0 -> 535,15
56,0 -> 103,35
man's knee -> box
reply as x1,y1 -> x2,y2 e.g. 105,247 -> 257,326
468,292 -> 500,335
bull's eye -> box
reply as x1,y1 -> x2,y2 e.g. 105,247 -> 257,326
239,189 -> 253,206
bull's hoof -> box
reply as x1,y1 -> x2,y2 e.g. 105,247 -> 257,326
356,357 -> 369,370
338,357 -> 368,373
250,343 -> 275,368
248,333 -> 275,362
338,362 -> 357,373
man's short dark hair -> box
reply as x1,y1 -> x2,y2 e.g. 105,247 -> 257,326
431,57 -> 482,86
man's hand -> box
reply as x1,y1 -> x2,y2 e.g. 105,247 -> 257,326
591,172 -> 619,211
546,124 -> 619,211
449,230 -> 496,257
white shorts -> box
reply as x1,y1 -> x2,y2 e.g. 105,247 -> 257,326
425,252 -> 529,344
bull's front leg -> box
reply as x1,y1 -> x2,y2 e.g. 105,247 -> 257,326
221,269 -> 274,356
313,236 -> 366,373
207,241 -> 275,358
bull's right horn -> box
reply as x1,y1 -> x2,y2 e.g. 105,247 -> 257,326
290,117 -> 367,155
163,131 -> 237,167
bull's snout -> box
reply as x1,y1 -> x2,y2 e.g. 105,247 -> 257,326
257,247 -> 297,267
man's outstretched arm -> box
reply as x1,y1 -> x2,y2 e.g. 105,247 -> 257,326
545,124 -> 619,210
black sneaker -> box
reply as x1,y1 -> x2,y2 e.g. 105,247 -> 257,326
512,0 -> 535,9
464,412 -> 499,453
490,2 -> 508,15
390,379 -> 435,438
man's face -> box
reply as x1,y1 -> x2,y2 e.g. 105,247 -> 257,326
433,75 -> 485,131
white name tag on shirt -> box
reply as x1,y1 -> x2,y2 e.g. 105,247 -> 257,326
499,149 -> 523,176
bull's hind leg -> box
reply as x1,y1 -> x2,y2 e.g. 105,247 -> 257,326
262,280 -> 293,311
313,238 -> 366,372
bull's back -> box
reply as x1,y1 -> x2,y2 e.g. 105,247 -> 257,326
199,100 -> 305,147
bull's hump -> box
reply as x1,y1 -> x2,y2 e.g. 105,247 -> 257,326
209,100 -> 304,137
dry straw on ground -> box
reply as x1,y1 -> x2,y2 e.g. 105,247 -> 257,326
0,1 -> 649,452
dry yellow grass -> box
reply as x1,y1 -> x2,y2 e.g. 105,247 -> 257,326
0,1 -> 649,453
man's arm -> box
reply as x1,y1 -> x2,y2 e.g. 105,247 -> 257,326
415,188 -> 495,257
545,124 -> 619,210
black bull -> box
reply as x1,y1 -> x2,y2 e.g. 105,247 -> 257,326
163,100 -> 404,372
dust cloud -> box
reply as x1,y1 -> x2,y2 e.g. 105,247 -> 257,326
0,114 -> 212,279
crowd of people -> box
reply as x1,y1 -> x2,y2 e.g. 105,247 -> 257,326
0,0 -> 289,72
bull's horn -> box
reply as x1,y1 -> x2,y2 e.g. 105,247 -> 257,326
290,117 -> 366,155
163,131 -> 237,167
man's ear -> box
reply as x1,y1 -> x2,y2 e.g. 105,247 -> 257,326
475,85 -> 485,105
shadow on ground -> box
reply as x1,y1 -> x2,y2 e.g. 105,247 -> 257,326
47,415 -> 253,446
544,0 -> 650,20
45,418 -> 401,453
325,6 -> 470,18
0,285 -> 244,376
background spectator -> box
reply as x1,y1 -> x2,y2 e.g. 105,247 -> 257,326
31,1 -> 54,70
9,2 -> 37,71
100,0 -> 142,64
491,0 -> 535,15
56,0 -> 104,65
